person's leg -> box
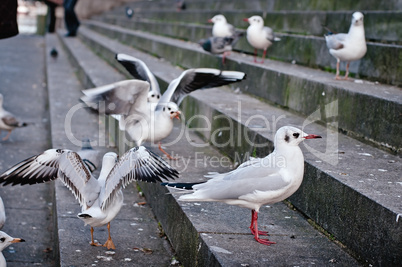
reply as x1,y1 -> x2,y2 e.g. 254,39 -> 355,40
64,0 -> 79,36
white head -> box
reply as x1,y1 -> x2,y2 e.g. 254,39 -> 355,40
0,231 -> 24,252
243,15 -> 264,27
147,90 -> 161,103
274,126 -> 321,147
209,14 -> 227,24
162,102 -> 181,120
351,11 -> 364,27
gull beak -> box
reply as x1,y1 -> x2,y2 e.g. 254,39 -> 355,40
11,238 -> 25,243
208,19 -> 213,23
243,18 -> 249,22
304,134 -> 322,139
171,111 -> 181,120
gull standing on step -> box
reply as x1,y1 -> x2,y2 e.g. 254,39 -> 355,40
325,11 -> 367,80
162,126 -> 321,245
243,15 -> 279,63
82,56 -> 246,159
0,146 -> 178,250
198,33 -> 243,64
209,14 -> 236,38
0,231 -> 25,266
0,94 -> 28,141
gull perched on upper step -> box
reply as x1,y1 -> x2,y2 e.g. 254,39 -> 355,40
243,15 -> 280,63
325,11 -> 367,80
0,94 -> 28,141
0,146 -> 178,250
82,55 -> 246,159
208,14 -> 236,38
198,32 -> 244,64
163,126 -> 321,245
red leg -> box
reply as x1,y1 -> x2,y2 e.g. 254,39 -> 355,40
249,210 -> 276,245
249,210 -> 268,236
253,49 -> 258,63
335,59 -> 341,80
2,130 -> 12,141
89,227 -> 102,247
343,62 -> 350,80
260,49 -> 267,63
158,142 -> 177,160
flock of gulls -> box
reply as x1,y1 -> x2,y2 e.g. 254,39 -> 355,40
0,9 -> 369,265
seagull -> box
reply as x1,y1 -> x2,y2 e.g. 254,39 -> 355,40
162,126 -> 321,245
208,14 -> 236,38
324,11 -> 367,80
198,32 -> 243,64
125,7 -> 134,19
82,57 -> 246,158
115,54 -> 161,104
0,231 -> 25,266
0,146 -> 179,249
243,15 -> 278,63
0,93 -> 28,141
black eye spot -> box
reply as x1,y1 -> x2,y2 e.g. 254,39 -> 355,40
170,111 -> 174,114
157,95 -> 160,99
293,133 -> 300,138
168,107 -> 171,111
151,94 -> 155,97
284,135 -> 289,142
163,107 -> 165,111
0,238 -> 5,242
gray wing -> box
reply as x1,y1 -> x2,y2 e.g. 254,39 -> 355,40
263,26 -> 274,42
101,146 -> 179,210
115,53 -> 160,94
80,79 -> 150,115
158,68 -> 246,106
325,33 -> 347,50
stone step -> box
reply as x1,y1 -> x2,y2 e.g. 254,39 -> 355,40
96,14 -> 402,86
45,33 -> 176,266
121,0 -> 402,12
107,7 -> 402,44
83,19 -> 402,155
55,26 -> 367,267
72,24 -> 400,266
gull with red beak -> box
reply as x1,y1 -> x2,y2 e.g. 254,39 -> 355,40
162,126 -> 321,245
82,57 -> 246,159
0,231 -> 25,266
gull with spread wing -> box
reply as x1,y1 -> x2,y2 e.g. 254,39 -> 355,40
162,126 -> 321,245
0,146 -> 178,249
82,56 -> 246,158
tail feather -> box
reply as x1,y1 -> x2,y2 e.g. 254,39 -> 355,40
161,182 -> 205,190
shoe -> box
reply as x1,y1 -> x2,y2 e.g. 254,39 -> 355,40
65,32 -> 76,37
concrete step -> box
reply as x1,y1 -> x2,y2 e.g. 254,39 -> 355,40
96,14 -> 402,86
55,28 -> 365,267
83,19 -> 402,155
107,7 -> 402,44
121,0 -> 402,12
71,24 -> 400,266
45,33 -> 176,266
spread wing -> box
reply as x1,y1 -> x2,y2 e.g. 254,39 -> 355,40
80,79 -> 150,115
0,149 -> 100,207
325,33 -> 347,50
115,53 -> 161,94
158,68 -> 246,106
101,146 -> 179,210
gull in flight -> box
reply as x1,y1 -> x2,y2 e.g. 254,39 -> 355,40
243,15 -> 279,63
0,146 -> 179,249
324,11 -> 367,80
0,94 -> 28,141
163,126 -> 321,245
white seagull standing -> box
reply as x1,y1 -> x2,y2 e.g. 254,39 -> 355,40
0,94 -> 28,141
325,11 -> 367,80
0,146 -> 179,249
243,15 -> 277,63
163,126 -> 321,245
0,231 -> 25,266
0,197 -> 5,230
208,14 -> 236,38
82,56 -> 246,159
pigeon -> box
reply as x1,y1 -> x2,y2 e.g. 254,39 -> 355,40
125,7 -> 134,19
0,146 -> 178,249
243,15 -> 279,63
325,12 -> 367,80
162,126 -> 321,245
198,32 -> 244,64
0,93 -> 28,141
208,14 -> 236,38
0,231 -> 25,266
76,138 -> 101,173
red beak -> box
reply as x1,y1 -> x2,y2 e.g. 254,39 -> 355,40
171,111 -> 181,120
208,19 -> 213,23
304,134 -> 322,139
243,18 -> 249,22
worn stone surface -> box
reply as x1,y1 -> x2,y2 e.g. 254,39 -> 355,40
82,21 -> 402,153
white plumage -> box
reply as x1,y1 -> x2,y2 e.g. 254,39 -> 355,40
0,231 -> 24,267
209,14 -> 236,38
0,94 -> 28,141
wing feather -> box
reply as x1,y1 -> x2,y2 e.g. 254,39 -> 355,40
101,146 -> 179,210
